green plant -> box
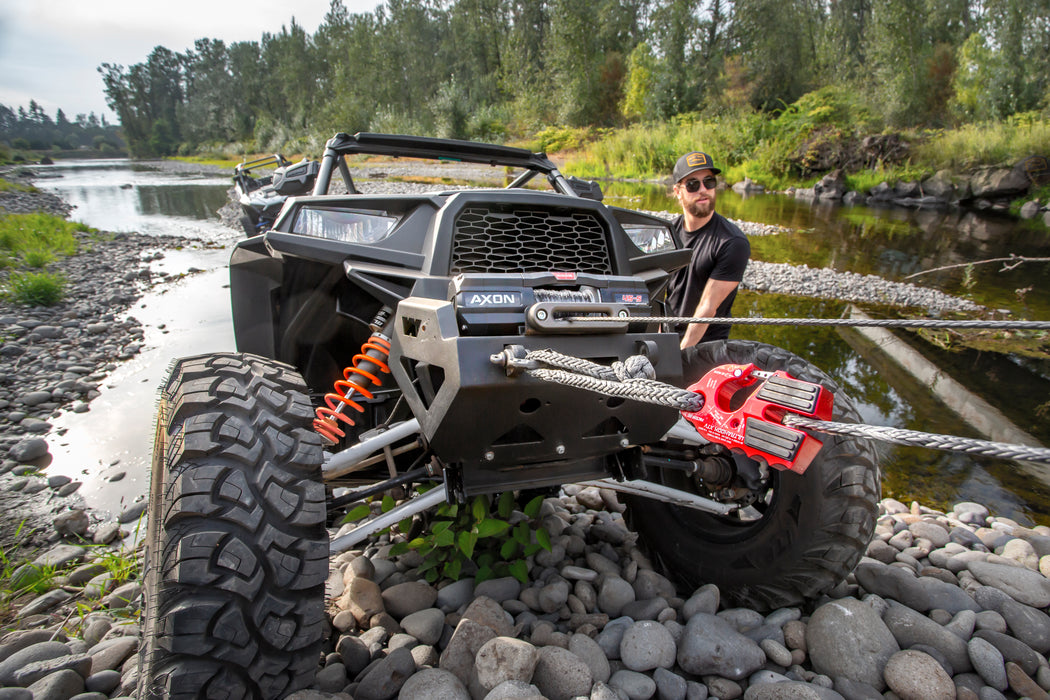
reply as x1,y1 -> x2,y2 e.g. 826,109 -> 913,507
0,177 -> 36,194
0,213 -> 82,257
6,270 -> 66,306
21,249 -> 54,268
368,490 -> 552,584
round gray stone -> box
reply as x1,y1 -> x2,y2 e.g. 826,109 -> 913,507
531,646 -> 593,700
967,637 -> 1008,691
397,668 -> 469,700
677,613 -> 765,680
609,669 -> 657,700
620,620 -> 676,672
883,650 -> 955,700
806,598 -> 899,690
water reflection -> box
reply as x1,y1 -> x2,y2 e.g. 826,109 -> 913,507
729,290 -> 1050,525
35,158 -> 233,242
602,181 -> 1050,319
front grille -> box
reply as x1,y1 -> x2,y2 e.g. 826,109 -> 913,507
451,206 -> 613,274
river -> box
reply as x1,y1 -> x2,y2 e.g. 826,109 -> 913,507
33,158 -> 1050,525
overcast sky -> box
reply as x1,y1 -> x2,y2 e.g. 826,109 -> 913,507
0,0 -> 382,122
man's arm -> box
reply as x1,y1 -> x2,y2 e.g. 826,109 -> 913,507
679,278 -> 741,349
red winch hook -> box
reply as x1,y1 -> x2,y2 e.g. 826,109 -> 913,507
681,363 -> 835,474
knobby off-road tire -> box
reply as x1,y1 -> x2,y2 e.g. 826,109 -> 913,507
138,352 -> 329,699
626,339 -> 880,611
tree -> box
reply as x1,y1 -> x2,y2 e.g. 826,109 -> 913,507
730,0 -> 819,111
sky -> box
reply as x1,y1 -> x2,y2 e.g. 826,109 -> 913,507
0,0 -> 382,123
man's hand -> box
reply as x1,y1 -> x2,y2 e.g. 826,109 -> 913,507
679,278 -> 741,349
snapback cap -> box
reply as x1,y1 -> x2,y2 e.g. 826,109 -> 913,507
673,151 -> 721,182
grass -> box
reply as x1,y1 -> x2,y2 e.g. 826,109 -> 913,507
171,154 -> 244,170
0,212 -> 83,257
915,113 -> 1050,171
0,177 -> 37,194
555,90 -> 1050,199
6,271 -> 66,306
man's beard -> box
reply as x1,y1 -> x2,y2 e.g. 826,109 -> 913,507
686,195 -> 714,219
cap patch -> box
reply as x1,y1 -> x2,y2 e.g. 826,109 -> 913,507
686,152 -> 710,168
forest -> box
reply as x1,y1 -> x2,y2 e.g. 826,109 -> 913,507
87,0 -> 1050,169
0,101 -> 125,156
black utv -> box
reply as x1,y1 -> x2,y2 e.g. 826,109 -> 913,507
139,133 -> 879,698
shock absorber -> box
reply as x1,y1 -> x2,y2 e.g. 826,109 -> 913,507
314,308 -> 393,444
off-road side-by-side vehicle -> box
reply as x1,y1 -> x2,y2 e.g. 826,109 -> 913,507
233,153 -> 320,236
140,133 -> 880,698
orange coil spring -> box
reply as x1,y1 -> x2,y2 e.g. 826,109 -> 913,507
313,335 -> 392,442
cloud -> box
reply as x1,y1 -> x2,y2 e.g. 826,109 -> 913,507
0,0 -> 381,120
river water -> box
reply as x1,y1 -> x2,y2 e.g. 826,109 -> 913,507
33,159 -> 1050,525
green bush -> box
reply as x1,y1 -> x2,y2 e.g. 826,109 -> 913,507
21,249 -> 53,268
356,490 -> 552,584
6,271 -> 66,306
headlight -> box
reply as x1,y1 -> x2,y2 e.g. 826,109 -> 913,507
622,224 -> 675,253
292,207 -> 398,244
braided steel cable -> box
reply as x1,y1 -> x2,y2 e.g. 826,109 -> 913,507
783,415 -> 1050,465
521,349 -> 1050,465
566,315 -> 1050,330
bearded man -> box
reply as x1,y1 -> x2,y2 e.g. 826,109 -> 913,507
665,151 -> 751,349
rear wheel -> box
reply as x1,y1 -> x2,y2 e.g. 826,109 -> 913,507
138,352 -> 328,699
627,339 -> 880,610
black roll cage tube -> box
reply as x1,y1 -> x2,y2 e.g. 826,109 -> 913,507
311,132 -> 580,198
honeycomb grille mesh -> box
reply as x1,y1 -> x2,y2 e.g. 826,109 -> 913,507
451,206 -> 612,274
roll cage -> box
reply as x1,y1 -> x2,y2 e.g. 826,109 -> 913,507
311,131 -> 593,199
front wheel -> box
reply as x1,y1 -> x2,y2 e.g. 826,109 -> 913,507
626,339 -> 880,611
138,352 -> 329,698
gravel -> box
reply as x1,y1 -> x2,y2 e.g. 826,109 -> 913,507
0,164 -> 1031,700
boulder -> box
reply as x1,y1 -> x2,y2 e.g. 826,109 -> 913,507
969,166 -> 1030,199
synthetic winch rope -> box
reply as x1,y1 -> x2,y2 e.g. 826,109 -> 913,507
525,349 -> 703,412
566,315 -> 1050,330
522,348 -> 1050,466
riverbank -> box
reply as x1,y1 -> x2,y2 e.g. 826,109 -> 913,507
1,166 -> 1047,699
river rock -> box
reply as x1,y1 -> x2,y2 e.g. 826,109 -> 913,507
473,577 -> 518,604
597,576 -> 635,617
973,629 -> 1043,676
399,608 -> 445,646
474,637 -> 539,692
568,633 -> 610,684
8,437 -> 48,462
397,668 -> 468,700
531,646 -> 593,700
462,596 -> 513,637
968,637 -> 1008,691
619,620 -> 676,672
608,669 -> 657,699
440,619 -> 497,686
677,613 -> 765,680
25,668 -> 85,699
806,597 -> 898,690
355,646 -> 415,700
853,562 -> 930,611
967,560 -> 1050,607
969,167 -> 1030,199
13,652 -> 92,686
381,581 -> 437,619
883,600 -> 973,674
883,650 -> 955,700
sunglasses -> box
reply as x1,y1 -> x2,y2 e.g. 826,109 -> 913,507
683,176 -> 718,193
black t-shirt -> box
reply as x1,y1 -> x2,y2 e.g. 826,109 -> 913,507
665,212 -> 750,342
